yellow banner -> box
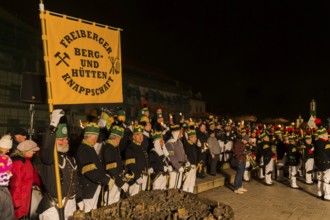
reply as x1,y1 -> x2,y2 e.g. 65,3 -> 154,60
41,11 -> 122,105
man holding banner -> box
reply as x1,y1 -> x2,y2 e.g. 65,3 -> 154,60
38,110 -> 82,220
40,3 -> 122,218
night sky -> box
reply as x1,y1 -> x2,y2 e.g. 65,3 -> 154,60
2,1 -> 330,122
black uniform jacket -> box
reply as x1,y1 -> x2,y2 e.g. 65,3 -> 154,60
75,141 -> 110,199
102,140 -> 125,188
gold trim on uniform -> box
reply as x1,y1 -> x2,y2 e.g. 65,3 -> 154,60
292,148 -> 296,152
133,140 -> 142,146
263,144 -> 270,149
168,151 -> 174,156
82,140 -> 94,147
106,162 -> 117,170
106,139 -> 118,147
82,163 -> 97,174
125,158 -> 136,165
325,144 -> 330,149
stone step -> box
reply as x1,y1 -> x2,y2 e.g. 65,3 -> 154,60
194,173 -> 226,194
220,168 -> 236,185
220,162 -> 236,185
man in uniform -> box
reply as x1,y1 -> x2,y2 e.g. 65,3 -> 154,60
286,135 -> 300,188
274,130 -> 286,181
182,129 -> 198,193
38,109 -> 82,220
166,124 -> 190,189
102,126 -> 129,205
140,116 -> 153,152
196,123 -> 209,178
125,125 -> 152,196
300,135 -> 315,184
75,122 -> 114,212
115,108 -> 132,160
260,133 -> 275,185
152,113 -> 169,136
314,128 -> 330,200
149,131 -> 172,190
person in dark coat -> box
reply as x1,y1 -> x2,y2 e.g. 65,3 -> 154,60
38,110 -> 82,220
300,135 -> 315,184
196,123 -> 208,178
101,126 -> 128,205
286,135 -> 301,189
233,136 -> 247,194
182,129 -> 198,193
75,122 -> 113,212
260,133 -> 275,185
314,128 -> 330,200
125,125 -> 152,196
115,109 -> 132,160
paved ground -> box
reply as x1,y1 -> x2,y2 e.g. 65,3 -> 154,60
198,176 -> 330,220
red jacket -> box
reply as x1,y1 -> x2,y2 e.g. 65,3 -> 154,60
9,156 -> 37,219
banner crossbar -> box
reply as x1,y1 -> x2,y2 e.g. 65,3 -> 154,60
46,10 -> 123,31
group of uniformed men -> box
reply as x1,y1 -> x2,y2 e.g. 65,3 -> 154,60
37,107 -> 330,219
39,107 -> 210,219
238,121 -> 330,202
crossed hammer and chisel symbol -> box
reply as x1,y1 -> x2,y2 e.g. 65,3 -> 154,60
55,52 -> 70,67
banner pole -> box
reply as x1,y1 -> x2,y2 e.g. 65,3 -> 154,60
39,1 -> 64,220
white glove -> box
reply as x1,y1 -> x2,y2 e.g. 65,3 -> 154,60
108,178 -> 115,190
163,166 -> 168,172
148,167 -> 154,174
168,166 -> 173,172
161,122 -> 167,129
77,201 -> 84,211
50,109 -> 65,128
121,183 -> 129,192
136,177 -> 143,185
98,119 -> 106,128
185,162 -> 191,167
179,167 -> 184,173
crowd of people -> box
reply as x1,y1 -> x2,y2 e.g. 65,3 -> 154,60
0,105 -> 329,220
232,118 -> 330,200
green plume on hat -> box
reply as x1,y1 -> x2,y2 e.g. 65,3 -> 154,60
56,123 -> 68,138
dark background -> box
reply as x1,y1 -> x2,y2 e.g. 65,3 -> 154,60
2,1 -> 330,121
